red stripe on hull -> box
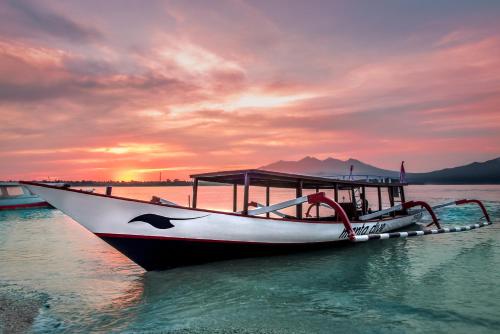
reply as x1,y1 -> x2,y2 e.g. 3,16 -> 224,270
0,202 -> 51,210
94,232 -> 342,246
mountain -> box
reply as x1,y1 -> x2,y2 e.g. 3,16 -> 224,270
261,156 -> 398,177
260,156 -> 500,184
406,157 -> 500,184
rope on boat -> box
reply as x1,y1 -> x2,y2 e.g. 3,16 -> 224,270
353,220 -> 493,242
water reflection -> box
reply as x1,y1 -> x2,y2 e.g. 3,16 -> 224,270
0,208 -> 145,332
0,186 -> 499,333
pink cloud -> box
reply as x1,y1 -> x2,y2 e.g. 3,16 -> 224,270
0,1 -> 499,180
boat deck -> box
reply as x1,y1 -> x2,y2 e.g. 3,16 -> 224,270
189,169 -> 408,220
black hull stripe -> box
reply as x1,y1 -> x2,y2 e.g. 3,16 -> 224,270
98,235 -> 348,271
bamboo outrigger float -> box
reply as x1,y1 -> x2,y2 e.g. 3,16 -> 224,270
21,169 -> 492,271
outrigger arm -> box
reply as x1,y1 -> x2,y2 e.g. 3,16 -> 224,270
247,194 -> 491,244
402,200 -> 441,228
358,200 -> 480,228
353,198 -> 492,242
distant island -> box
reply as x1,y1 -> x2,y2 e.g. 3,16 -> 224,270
32,180 -> 193,187
4,157 -> 498,185
260,156 -> 500,184
4,180 -> 226,187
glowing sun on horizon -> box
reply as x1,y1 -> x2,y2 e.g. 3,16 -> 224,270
113,169 -> 137,181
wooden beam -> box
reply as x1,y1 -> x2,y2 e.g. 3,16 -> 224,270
233,183 -> 237,212
266,186 -> 270,218
243,172 -> 250,215
192,178 -> 198,208
377,186 -> 382,211
296,180 -> 303,219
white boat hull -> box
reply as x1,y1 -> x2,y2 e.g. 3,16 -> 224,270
23,183 -> 421,270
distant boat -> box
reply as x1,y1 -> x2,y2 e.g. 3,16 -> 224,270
21,169 -> 491,271
0,182 -> 51,210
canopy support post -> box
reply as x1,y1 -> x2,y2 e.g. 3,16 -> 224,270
243,173 -> 250,215
232,183 -> 237,212
334,184 -> 339,202
388,187 -> 395,216
400,186 -> 406,213
315,187 -> 320,218
296,180 -> 303,219
377,186 -> 382,211
351,187 -> 357,219
266,186 -> 270,218
192,178 -> 198,209
361,186 -> 366,215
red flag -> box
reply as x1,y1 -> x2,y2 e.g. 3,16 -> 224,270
400,161 -> 406,183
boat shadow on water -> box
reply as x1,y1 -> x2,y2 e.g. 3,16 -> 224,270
119,239 -> 410,330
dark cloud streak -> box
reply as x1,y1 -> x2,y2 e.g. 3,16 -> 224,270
0,0 -> 103,42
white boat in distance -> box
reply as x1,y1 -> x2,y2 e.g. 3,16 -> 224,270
0,182 -> 51,210
21,169 -> 491,270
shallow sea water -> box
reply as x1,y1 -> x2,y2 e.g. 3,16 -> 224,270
0,185 -> 499,333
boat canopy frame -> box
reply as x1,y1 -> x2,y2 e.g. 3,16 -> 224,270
190,169 -> 407,219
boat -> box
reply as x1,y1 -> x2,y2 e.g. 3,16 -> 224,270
20,169 -> 492,270
0,182 -> 52,210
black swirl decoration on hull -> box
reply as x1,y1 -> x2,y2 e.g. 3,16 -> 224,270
128,214 -> 209,229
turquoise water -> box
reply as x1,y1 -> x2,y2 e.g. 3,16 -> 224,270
0,185 -> 499,333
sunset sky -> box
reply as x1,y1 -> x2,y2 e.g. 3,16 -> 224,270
1,0 -> 499,181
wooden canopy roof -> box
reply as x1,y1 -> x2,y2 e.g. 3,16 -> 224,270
190,169 -> 404,189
